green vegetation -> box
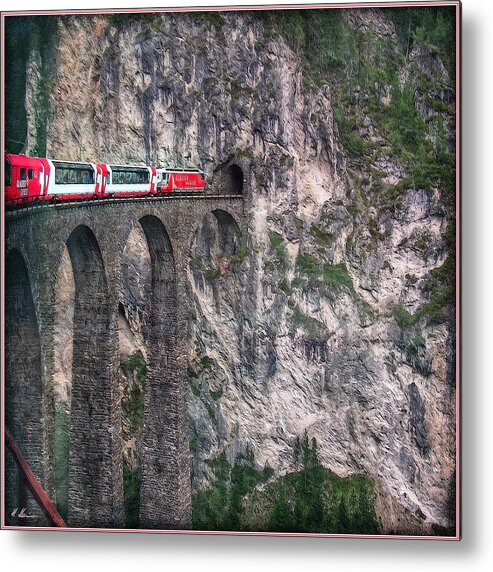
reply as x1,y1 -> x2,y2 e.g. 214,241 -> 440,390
192,436 -> 379,534
295,254 -> 354,293
190,257 -> 221,280
266,435 -> 379,534
194,10 -> 225,33
397,333 -> 431,377
394,255 -> 455,330
204,267 -> 221,280
229,245 -> 249,266
310,224 -> 333,248
291,305 -> 326,339
192,451 -> 273,531
123,462 -> 140,528
269,231 -> 289,271
5,16 -> 58,155
259,9 -> 351,87
384,6 -> 456,79
209,387 -> 223,401
393,305 -> 418,330
277,279 -> 293,296
190,437 -> 198,454
200,354 -> 215,369
420,255 -> 455,322
260,7 -> 455,226
54,401 -> 69,521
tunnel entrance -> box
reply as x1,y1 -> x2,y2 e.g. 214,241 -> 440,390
228,164 -> 244,195
212,162 -> 245,195
5,249 -> 44,525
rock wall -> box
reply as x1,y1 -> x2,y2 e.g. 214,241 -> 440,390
17,8 -> 456,533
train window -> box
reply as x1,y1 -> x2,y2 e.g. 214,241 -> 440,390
28,169 -> 34,179
53,161 -> 95,185
20,168 -> 27,180
110,166 -> 150,185
5,159 -> 12,187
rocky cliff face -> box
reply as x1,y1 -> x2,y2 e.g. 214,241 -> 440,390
19,7 -> 456,534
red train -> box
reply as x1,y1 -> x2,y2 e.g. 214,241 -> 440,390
4,153 -> 205,207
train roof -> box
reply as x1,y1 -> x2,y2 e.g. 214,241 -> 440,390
159,167 -> 204,173
51,159 -> 96,169
5,153 -> 43,167
107,164 -> 150,170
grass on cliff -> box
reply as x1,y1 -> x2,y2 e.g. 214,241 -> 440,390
192,450 -> 274,531
394,255 -> 455,329
192,436 -> 379,534
269,231 -> 289,272
260,7 -> 455,222
295,253 -> 354,293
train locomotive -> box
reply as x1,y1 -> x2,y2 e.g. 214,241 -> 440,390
4,153 -> 206,207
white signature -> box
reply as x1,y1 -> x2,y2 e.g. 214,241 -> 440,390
11,507 -> 36,519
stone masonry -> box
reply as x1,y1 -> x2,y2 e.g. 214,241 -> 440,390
4,193 -> 245,529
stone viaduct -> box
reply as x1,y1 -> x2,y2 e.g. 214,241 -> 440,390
4,161 -> 247,529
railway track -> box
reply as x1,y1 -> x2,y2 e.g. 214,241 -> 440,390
5,193 -> 243,219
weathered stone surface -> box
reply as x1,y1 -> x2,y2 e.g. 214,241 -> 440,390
5,196 -> 244,529
8,7 -> 456,533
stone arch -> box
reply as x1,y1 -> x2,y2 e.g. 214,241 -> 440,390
118,222 -> 152,528
52,244 -> 74,522
137,215 -> 190,529
5,249 -> 44,525
66,224 -> 123,527
211,209 -> 242,256
187,209 -> 244,297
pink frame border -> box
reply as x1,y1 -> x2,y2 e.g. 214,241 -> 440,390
0,1 -> 461,540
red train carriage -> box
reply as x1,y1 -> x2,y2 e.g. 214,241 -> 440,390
5,153 -> 98,205
5,153 -> 46,205
157,167 -> 205,193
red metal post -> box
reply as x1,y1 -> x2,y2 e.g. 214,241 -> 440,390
5,428 -> 67,527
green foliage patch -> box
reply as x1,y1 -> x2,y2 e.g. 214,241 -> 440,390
295,254 -> 354,293
267,436 -> 379,534
192,451 -> 273,531
291,304 -> 326,339
192,436 -> 379,534
123,462 -> 141,528
269,231 -> 289,272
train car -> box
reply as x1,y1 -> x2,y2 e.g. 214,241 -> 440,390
5,154 -> 100,205
5,153 -> 205,207
157,167 -> 205,194
102,164 -> 157,197
44,159 -> 98,201
5,153 -> 45,205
